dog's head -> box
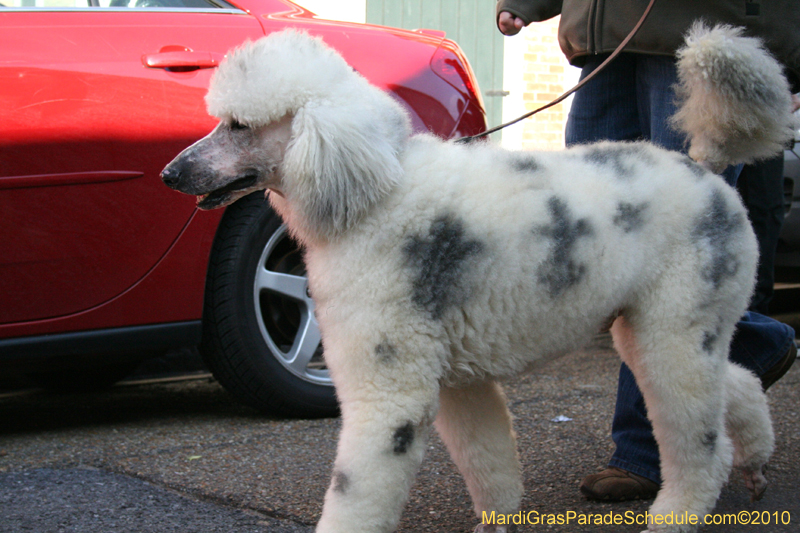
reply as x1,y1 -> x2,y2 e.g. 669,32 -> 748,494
162,30 -> 411,239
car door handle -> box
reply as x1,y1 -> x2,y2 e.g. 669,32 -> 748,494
142,51 -> 223,70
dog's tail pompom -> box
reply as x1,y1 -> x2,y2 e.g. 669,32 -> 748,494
671,22 -> 799,172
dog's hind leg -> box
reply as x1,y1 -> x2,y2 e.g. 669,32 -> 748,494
435,380 -> 523,533
723,363 -> 774,502
611,314 -> 734,532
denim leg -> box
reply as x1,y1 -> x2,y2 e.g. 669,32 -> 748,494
635,56 -> 685,152
609,364 -> 662,484
566,56 -> 666,483
566,54 -> 797,484
737,156 -> 787,314
730,312 -> 796,373
565,54 -> 641,146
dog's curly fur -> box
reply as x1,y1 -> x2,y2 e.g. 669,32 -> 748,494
163,26 -> 798,533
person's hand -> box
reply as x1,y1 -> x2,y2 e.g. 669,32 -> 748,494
792,94 -> 800,113
498,11 -> 525,35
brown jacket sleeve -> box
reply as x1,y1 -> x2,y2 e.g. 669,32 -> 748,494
496,0 -> 563,27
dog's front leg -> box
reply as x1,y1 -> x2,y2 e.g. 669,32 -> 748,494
436,380 -> 523,533
316,378 -> 439,533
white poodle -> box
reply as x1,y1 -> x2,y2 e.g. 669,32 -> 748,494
162,24 -> 798,533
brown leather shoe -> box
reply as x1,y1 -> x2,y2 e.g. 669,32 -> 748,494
579,467 -> 659,501
761,341 -> 797,391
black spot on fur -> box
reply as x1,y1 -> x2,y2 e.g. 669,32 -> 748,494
393,422 -> 415,454
375,341 -> 397,363
534,196 -> 593,297
583,144 -> 654,178
613,202 -> 649,233
693,190 -> 746,288
332,470 -> 349,494
584,147 -> 628,176
512,156 -> 540,173
702,431 -> 718,451
702,330 -> 719,353
679,156 -> 709,178
404,214 -> 484,319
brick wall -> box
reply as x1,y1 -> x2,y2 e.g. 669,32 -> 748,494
501,17 -> 578,151
518,18 -> 570,150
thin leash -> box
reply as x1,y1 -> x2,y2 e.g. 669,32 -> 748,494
455,0 -> 656,144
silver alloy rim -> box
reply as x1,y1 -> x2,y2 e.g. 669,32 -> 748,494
253,225 -> 331,385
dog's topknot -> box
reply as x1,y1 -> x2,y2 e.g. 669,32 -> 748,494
206,30 -> 355,125
671,22 -> 799,172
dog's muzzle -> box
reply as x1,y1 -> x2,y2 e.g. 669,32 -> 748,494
161,154 -> 263,210
161,165 -> 183,190
161,148 -> 207,193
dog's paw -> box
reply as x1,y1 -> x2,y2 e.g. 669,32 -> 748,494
743,467 -> 768,502
474,524 -> 517,533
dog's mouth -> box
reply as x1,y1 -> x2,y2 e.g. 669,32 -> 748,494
196,173 -> 259,210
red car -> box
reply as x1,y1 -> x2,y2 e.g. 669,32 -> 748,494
0,0 -> 486,417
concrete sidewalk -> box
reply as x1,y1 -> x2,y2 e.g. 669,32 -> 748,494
1,335 -> 797,532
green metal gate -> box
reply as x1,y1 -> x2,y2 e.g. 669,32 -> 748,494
366,0 -> 505,138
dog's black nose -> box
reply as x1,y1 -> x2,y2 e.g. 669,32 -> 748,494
161,166 -> 182,189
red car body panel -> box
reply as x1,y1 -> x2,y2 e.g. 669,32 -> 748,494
0,1 -> 485,346
1,10 -> 262,326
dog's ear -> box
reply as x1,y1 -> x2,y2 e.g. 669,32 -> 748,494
281,86 -> 411,239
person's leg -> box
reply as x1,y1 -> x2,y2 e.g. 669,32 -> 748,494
566,57 -> 666,494
607,365 -> 661,483
568,55 -> 665,495
565,54 -> 641,146
730,312 -> 796,382
737,156 -> 787,314
588,56 -> 679,490
635,55 -> 684,152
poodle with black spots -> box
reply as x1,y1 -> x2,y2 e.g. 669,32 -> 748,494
162,23 -> 798,533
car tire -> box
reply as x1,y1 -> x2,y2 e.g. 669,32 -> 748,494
201,192 -> 338,418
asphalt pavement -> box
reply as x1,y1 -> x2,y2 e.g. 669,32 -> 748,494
1,331 -> 798,533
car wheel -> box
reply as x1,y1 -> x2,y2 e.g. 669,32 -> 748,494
201,192 -> 338,418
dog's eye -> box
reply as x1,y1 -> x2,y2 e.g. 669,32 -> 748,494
230,120 -> 249,130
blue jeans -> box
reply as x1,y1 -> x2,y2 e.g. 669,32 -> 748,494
565,54 -> 796,483
737,156 -> 787,315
